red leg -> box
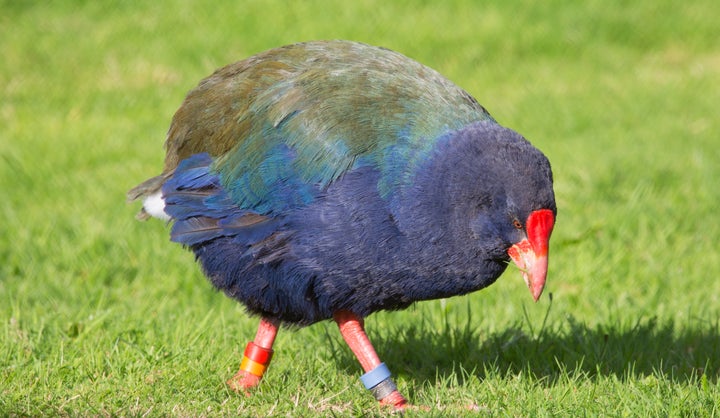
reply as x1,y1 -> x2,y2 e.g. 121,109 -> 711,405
334,310 -> 408,409
227,316 -> 279,394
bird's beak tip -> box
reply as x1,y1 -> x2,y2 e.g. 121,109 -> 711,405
510,245 -> 547,302
529,255 -> 548,302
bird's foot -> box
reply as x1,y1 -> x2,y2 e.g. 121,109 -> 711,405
226,370 -> 261,396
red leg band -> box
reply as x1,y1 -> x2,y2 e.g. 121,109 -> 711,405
244,342 -> 274,364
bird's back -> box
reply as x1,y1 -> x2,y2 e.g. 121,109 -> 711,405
129,41 -> 493,212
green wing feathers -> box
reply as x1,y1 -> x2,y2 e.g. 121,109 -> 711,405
133,41 -> 494,212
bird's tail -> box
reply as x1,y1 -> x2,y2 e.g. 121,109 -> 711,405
127,172 -> 173,220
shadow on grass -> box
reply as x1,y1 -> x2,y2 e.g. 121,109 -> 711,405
332,312 -> 720,386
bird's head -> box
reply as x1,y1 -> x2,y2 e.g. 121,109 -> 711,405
462,122 -> 556,301
403,121 -> 556,300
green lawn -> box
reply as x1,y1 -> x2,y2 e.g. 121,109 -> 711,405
2,0 -> 719,416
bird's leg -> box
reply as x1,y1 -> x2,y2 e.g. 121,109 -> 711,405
333,310 -> 408,409
227,316 -> 279,394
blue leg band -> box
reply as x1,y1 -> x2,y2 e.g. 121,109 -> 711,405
360,362 -> 392,389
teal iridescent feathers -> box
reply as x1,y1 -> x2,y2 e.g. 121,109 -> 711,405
149,41 -> 494,215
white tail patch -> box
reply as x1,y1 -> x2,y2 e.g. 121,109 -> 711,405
143,191 -> 171,221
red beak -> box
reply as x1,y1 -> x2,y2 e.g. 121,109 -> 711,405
507,209 -> 555,301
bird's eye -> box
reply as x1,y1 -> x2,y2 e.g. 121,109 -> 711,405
512,219 -> 523,230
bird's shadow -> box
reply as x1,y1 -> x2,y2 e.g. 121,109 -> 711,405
327,312 -> 720,386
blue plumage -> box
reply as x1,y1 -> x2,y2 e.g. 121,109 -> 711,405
163,153 -> 284,247
159,120 -> 552,325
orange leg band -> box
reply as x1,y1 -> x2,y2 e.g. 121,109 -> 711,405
240,356 -> 268,377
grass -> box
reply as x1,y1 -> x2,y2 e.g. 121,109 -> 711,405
2,0 -> 719,416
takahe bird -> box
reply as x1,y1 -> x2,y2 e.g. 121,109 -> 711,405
128,40 -> 556,409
